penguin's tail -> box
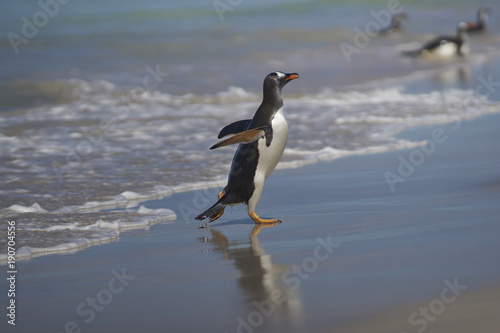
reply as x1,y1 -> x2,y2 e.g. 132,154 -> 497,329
195,200 -> 226,222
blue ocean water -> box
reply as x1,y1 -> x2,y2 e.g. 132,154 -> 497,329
1,0 -> 500,261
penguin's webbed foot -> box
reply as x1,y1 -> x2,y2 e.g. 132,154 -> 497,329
249,212 -> 281,224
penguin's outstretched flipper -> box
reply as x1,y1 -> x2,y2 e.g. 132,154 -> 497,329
218,119 -> 252,138
210,126 -> 268,150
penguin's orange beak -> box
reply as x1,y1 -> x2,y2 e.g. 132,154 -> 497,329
285,73 -> 299,81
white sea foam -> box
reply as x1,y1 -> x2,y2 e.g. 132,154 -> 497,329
137,205 -> 176,215
0,207 -> 177,264
6,203 -> 48,213
11,234 -> 120,262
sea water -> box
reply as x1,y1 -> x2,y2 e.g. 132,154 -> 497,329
1,0 -> 500,262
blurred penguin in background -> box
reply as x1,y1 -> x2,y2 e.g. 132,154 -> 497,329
402,22 -> 469,59
463,7 -> 492,33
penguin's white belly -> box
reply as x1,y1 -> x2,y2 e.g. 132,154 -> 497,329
256,107 -> 288,181
246,107 -> 287,213
423,42 -> 459,59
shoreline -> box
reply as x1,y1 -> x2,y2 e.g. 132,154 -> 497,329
2,113 -> 499,332
2,48 -> 500,263
3,101 -> 500,264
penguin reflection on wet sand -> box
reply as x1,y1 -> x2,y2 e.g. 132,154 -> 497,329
402,22 -> 469,59
196,72 -> 299,224
200,225 -> 303,328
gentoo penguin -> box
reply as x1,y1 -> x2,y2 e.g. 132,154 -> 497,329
379,13 -> 408,36
196,71 -> 299,224
464,7 -> 491,33
402,22 -> 469,59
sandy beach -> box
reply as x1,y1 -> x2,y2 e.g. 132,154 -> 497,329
2,113 -> 499,333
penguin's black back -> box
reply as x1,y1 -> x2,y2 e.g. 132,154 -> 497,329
422,36 -> 462,52
225,141 -> 259,204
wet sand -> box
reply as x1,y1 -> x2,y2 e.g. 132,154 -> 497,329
335,284 -> 500,333
2,113 -> 500,333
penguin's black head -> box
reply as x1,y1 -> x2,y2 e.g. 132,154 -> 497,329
264,71 -> 299,92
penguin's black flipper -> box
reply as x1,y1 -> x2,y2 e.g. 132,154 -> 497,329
218,119 -> 252,139
210,126 -> 268,150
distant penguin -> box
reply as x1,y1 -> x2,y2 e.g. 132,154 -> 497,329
196,71 -> 299,224
464,7 -> 491,33
402,22 -> 469,59
379,13 -> 408,36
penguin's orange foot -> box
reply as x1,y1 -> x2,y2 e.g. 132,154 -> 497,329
249,212 -> 281,224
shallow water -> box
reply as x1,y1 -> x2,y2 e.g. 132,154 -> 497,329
1,0 -> 500,261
